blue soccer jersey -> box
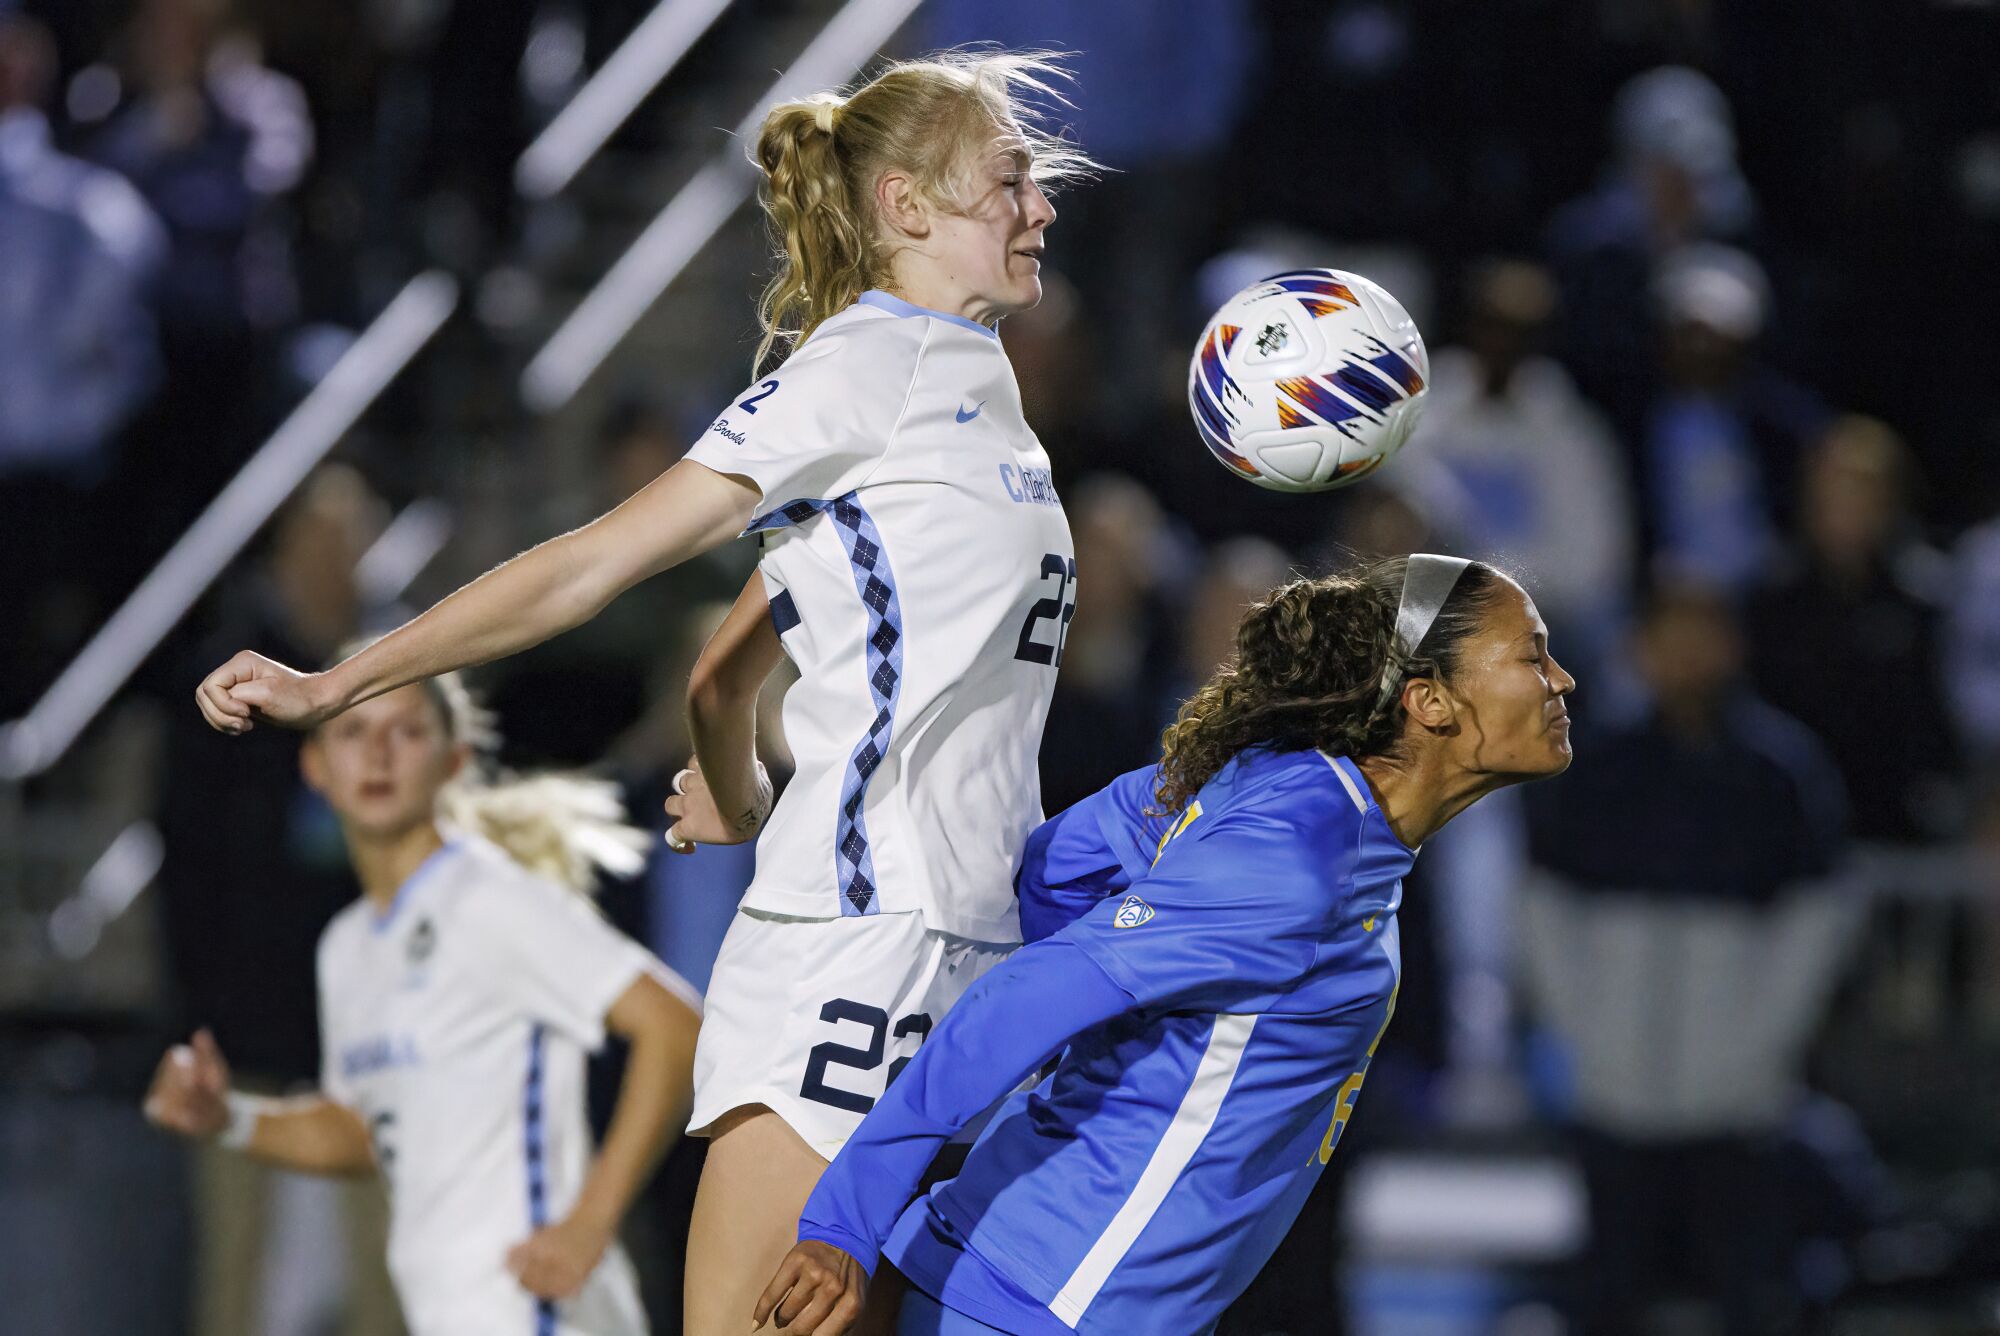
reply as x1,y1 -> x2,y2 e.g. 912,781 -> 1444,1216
1012,762 -> 1166,944
798,747 -> 1414,1335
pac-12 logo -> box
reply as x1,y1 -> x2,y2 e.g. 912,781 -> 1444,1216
1113,895 -> 1155,929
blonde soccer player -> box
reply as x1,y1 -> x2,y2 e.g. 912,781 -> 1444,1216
149,670 -> 702,1335
193,49 -> 1096,1332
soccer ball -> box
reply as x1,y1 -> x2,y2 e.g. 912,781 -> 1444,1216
1188,269 -> 1430,493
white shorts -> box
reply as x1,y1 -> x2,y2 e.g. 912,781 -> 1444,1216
688,907 -> 1015,1158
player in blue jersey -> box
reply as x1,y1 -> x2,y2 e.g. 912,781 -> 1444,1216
753,553 -> 1577,1335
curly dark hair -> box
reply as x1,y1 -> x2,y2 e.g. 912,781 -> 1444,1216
1153,555 -> 1508,814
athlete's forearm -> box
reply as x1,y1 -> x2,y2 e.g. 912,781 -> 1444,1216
314,532 -> 606,713
686,573 -> 785,833
798,941 -> 1133,1273
318,461 -> 756,714
569,974 -> 701,1235
239,1094 -> 378,1176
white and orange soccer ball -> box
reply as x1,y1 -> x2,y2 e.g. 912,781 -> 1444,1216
1188,268 -> 1430,493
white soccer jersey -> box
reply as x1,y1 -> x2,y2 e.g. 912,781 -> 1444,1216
316,836 -> 687,1336
685,290 -> 1074,943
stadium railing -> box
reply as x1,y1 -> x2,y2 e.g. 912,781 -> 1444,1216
521,0 -> 927,412
515,0 -> 739,200
0,273 -> 458,786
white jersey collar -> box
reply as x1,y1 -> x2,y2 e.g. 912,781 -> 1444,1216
857,289 -> 1000,340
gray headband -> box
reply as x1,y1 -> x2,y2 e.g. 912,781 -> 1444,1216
1376,554 -> 1473,713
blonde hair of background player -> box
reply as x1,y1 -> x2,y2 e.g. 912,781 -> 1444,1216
750,47 -> 1095,371
395,665 -> 650,893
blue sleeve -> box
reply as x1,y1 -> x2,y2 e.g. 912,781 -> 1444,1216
1015,766 -> 1167,943
796,940 -> 1133,1274
1055,806 -> 1335,1015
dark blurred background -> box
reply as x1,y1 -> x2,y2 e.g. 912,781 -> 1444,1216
1,1 -> 1997,1333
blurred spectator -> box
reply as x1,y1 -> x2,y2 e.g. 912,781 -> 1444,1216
1037,474 -> 1186,813
0,12 -> 166,710
152,463 -> 400,1336
1550,65 -> 1755,435
1748,417 -> 1958,843
415,0 -> 539,261
1946,514 -> 2000,770
999,269 -> 1096,461
83,0 -> 310,337
1308,484 -> 1435,575
1645,242 -> 1827,591
1520,583 -> 1857,1336
1395,259 -> 1633,677
0,13 -> 164,475
1172,535 -> 1295,698
80,0 -> 313,570
1972,778 -> 2000,1035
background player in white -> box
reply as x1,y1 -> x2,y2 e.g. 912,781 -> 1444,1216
191,49 -> 1096,1333
148,669 -> 702,1335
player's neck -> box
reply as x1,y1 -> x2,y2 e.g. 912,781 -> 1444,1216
1356,753 -> 1503,850
880,261 -> 1001,328
350,821 -> 449,911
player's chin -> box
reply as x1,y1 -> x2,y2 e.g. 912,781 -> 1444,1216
344,799 -> 430,839
1005,267 -> 1042,309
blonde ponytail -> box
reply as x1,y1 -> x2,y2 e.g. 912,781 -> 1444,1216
437,770 -> 650,895
417,671 -> 649,896
751,47 -> 1098,373
754,93 -> 870,374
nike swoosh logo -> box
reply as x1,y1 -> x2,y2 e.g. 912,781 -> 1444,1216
956,401 -> 985,423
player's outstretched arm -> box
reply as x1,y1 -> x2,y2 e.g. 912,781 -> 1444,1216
667,571 -> 784,851
195,460 -> 760,734
754,941 -> 1135,1335
507,972 -> 701,1300
142,1029 -> 376,1175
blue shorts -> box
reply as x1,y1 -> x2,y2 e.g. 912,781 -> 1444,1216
896,1288 -> 1014,1335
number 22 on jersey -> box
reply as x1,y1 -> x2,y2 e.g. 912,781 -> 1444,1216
1014,552 -> 1077,666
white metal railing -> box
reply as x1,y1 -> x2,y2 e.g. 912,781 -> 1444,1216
516,0 -> 738,200
355,496 -> 455,608
520,0 -> 927,412
0,272 -> 459,782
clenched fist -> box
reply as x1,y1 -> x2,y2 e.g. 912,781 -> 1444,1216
143,1028 -> 232,1140
662,755 -> 773,853
507,1212 -> 615,1300
195,650 -> 335,734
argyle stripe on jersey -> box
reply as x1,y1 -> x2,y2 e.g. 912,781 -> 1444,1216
747,493 -> 903,914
